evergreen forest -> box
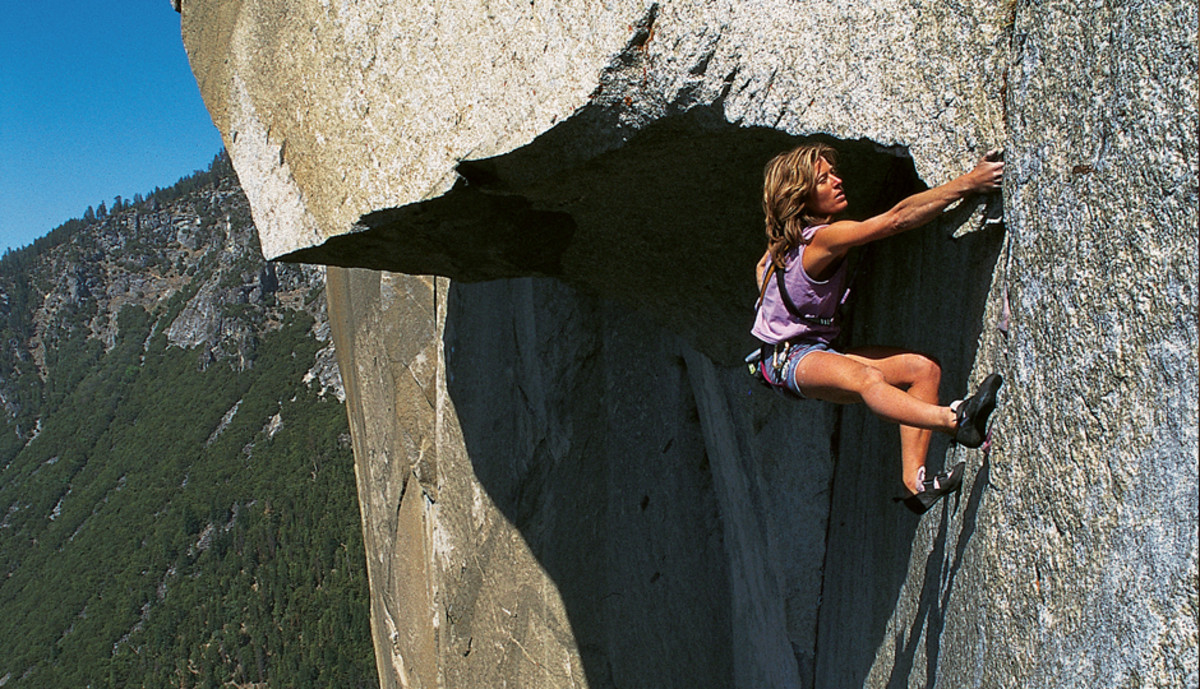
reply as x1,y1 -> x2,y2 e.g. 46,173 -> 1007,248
0,155 -> 378,688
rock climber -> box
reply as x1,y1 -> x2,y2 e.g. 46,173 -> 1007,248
749,142 -> 1004,514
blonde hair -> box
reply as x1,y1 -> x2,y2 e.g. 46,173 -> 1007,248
762,143 -> 838,269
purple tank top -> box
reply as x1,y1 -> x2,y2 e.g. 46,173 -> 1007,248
751,225 -> 848,345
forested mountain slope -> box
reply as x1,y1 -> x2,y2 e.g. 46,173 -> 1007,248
0,155 -> 376,688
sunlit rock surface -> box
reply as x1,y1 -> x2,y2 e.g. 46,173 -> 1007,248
180,0 -> 1197,687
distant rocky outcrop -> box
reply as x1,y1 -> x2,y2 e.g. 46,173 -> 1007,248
179,2 -> 1197,689
0,168 -> 340,435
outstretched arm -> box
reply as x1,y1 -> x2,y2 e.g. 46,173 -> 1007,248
805,151 -> 1004,276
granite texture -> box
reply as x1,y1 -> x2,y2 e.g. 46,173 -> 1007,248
180,0 -> 1198,687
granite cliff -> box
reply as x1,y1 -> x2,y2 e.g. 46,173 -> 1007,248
177,1 -> 1197,687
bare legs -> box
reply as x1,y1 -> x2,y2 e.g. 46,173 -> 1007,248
792,346 -> 956,495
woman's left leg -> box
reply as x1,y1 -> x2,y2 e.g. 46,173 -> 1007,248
843,346 -> 943,494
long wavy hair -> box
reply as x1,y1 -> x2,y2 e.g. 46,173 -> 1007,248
762,143 -> 838,269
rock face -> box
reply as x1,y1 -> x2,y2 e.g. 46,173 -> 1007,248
180,1 -> 1197,688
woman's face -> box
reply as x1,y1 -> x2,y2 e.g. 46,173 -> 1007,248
808,156 -> 847,217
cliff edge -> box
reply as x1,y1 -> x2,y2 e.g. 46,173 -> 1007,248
179,1 -> 1197,687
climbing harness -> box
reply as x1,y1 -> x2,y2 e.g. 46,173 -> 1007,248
744,341 -> 799,397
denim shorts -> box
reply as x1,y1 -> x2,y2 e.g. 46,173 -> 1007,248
757,340 -> 837,399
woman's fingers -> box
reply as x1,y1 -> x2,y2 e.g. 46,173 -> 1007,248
970,156 -> 1004,192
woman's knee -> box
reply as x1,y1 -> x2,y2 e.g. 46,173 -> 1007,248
909,353 -> 942,387
851,364 -> 890,393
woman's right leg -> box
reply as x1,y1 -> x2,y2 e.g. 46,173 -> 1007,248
792,350 -> 957,434
793,350 -> 958,494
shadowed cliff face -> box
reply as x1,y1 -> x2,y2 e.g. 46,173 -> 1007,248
325,125 -> 1006,687
297,97 -> 1009,689
287,106 -> 958,364
438,197 -> 1005,689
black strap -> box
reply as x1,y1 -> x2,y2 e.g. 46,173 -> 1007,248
774,261 -> 836,326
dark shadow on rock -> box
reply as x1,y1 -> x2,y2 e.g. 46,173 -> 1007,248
283,102 -> 930,364
305,188 -> 579,279
443,278 -> 739,688
924,455 -> 992,687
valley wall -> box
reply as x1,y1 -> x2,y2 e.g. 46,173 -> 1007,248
178,1 -> 1197,687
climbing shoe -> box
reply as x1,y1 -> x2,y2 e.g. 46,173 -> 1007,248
899,461 -> 966,515
954,373 -> 1003,448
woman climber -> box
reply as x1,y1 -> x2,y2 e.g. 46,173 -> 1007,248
750,142 -> 1004,514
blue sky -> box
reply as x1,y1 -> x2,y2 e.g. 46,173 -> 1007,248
0,0 -> 224,253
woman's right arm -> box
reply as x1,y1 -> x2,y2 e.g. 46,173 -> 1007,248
805,151 -> 1004,274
